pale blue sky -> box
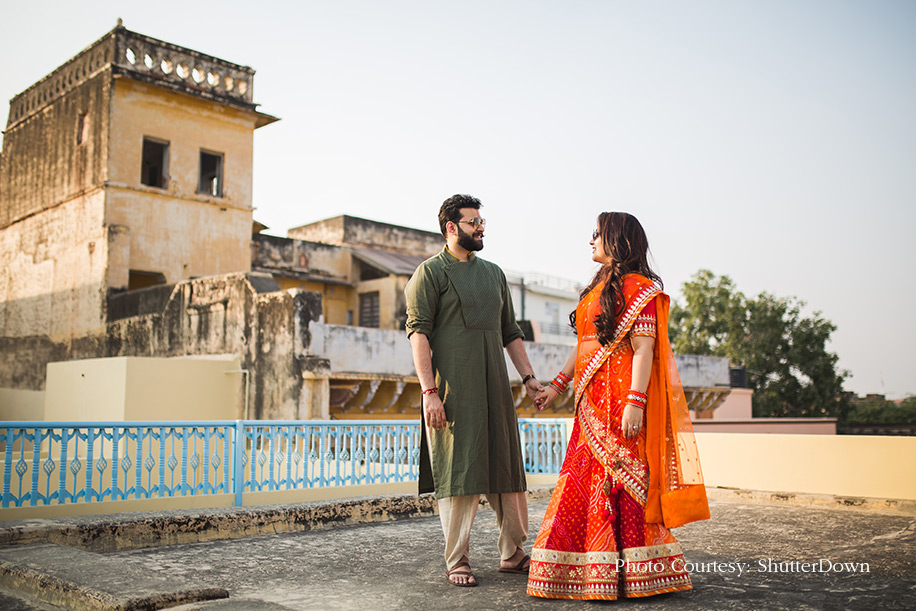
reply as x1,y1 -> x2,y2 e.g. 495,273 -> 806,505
3,1 -> 914,397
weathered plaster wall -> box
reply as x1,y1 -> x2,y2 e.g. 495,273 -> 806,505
0,193 -> 108,342
105,273 -> 323,420
676,354 -> 730,387
322,323 -> 730,390
252,234 -> 350,281
105,79 -> 253,285
1,272 -> 322,421
288,216 -> 441,257
1,71 -> 110,228
324,326 -> 415,376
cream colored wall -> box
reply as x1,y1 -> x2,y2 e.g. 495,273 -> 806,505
45,358 -> 128,421
709,388 -> 753,419
0,388 -> 46,421
124,356 -> 243,420
0,193 -> 108,338
695,432 -> 916,500
105,79 -> 254,285
44,356 -> 243,421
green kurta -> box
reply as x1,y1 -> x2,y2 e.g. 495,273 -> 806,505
405,247 -> 527,499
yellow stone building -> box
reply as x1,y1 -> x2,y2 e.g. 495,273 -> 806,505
0,23 -> 279,416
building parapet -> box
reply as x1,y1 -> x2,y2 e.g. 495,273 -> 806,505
7,23 -> 262,130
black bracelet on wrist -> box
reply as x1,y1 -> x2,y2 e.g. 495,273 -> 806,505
522,374 -> 536,385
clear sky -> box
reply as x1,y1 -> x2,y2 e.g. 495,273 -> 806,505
3,1 -> 914,398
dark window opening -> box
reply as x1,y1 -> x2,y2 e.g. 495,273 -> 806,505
141,138 -> 169,188
198,150 -> 223,197
358,261 -> 387,281
359,292 -> 380,328
128,270 -> 167,291
77,113 -> 89,145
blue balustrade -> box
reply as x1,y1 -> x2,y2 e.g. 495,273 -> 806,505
0,419 -> 567,510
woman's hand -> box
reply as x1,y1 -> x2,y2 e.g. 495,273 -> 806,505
535,386 -> 558,411
621,402 -> 644,439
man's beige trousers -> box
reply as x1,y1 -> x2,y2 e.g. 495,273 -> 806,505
437,491 -> 528,571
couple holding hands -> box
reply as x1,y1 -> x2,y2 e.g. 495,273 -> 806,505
406,195 -> 708,600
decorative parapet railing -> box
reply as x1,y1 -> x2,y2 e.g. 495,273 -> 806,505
112,27 -> 256,107
7,24 -> 257,129
0,419 -> 567,510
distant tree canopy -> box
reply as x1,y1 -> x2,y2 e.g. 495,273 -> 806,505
668,270 -> 848,418
845,396 -> 916,424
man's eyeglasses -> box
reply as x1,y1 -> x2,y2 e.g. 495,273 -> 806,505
592,229 -> 600,240
459,218 -> 486,229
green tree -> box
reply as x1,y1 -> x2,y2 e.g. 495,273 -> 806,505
669,270 -> 848,418
846,397 -> 916,424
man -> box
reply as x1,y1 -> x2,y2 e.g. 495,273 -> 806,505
405,194 -> 542,587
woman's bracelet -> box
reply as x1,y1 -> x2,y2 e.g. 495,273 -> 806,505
626,401 -> 645,411
548,371 -> 571,393
627,389 -> 647,406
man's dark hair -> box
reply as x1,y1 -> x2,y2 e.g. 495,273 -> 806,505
438,194 -> 482,237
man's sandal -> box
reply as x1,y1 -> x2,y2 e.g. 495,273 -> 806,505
446,562 -> 478,587
498,553 -> 530,574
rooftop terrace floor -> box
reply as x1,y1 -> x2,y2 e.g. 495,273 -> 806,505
0,492 -> 913,610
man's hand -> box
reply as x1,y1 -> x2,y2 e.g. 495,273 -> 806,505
424,393 -> 448,430
534,386 -> 557,411
523,376 -> 544,402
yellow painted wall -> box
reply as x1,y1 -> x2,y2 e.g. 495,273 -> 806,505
323,284 -> 354,325
44,356 -> 243,421
45,358 -> 128,421
105,79 -> 255,286
695,432 -> 916,500
0,192 -> 108,338
0,388 -> 46,421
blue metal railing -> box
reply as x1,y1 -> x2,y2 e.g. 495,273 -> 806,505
0,419 -> 568,509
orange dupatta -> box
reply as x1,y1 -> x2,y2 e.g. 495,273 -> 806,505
644,289 -> 710,528
575,275 -> 709,529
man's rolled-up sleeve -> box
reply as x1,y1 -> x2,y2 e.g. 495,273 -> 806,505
405,263 -> 438,339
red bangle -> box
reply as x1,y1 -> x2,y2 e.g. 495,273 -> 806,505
421,387 -> 439,395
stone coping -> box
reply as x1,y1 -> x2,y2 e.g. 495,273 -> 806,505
0,486 -> 911,554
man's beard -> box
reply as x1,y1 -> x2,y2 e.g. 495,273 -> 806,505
457,224 -> 484,252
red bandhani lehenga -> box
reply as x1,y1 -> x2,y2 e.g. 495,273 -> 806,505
527,274 -> 709,600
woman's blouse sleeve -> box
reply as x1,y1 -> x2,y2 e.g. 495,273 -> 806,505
630,298 -> 657,338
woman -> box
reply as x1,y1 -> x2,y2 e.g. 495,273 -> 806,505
527,212 -> 709,600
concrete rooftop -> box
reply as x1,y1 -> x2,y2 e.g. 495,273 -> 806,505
0,489 -> 913,610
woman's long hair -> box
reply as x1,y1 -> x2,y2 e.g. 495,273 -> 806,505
570,212 -> 662,345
